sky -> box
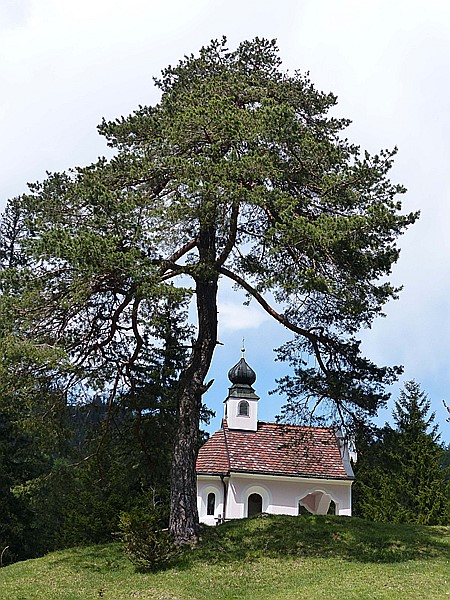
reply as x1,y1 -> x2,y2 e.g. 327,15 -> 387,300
1,0 -> 450,441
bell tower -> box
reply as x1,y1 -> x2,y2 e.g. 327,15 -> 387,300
224,346 -> 259,431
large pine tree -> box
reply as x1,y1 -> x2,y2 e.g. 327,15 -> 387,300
1,38 -> 417,543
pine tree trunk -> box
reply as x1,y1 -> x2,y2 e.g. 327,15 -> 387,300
169,225 -> 218,545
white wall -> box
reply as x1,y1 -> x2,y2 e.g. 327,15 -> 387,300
197,478 -> 225,525
197,473 -> 353,523
225,396 -> 258,431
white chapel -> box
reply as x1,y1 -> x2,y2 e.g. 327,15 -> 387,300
196,352 -> 354,524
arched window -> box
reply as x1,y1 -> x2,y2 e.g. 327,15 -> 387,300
247,493 -> 262,517
207,492 -> 215,516
238,400 -> 249,417
298,491 -> 335,515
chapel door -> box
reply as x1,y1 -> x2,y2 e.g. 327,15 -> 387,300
247,493 -> 263,517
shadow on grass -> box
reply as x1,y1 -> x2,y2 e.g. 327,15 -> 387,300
182,515 -> 450,567
41,517 -> 450,576
47,543 -> 128,574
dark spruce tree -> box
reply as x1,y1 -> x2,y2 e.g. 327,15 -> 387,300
353,381 -> 450,524
442,444 -> 450,477
0,355 -> 71,561
0,38 -> 417,544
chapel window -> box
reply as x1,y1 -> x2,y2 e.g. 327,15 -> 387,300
238,400 -> 249,417
207,492 -> 215,516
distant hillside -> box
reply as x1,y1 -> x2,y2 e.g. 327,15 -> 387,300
0,515 -> 449,599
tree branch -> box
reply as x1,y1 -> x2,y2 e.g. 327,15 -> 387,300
216,202 -> 239,267
126,297 -> 144,380
91,289 -> 136,353
219,266 -> 330,374
159,239 -> 197,276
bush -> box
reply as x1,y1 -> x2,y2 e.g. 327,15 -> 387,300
118,510 -> 179,572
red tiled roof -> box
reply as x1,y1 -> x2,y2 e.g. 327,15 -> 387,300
196,421 -> 351,480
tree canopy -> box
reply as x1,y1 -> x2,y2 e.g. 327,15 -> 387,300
0,37 -> 417,543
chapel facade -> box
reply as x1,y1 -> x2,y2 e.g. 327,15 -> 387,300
196,352 -> 354,524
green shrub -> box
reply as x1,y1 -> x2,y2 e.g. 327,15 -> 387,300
118,510 -> 179,572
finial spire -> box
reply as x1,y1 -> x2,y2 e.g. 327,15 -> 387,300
241,337 -> 245,358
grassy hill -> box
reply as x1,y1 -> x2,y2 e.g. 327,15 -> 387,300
0,515 -> 449,599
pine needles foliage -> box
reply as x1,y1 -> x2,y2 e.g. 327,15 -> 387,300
118,509 -> 179,572
353,381 -> 450,525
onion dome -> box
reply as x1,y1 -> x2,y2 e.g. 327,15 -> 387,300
228,357 -> 256,386
225,343 -> 259,401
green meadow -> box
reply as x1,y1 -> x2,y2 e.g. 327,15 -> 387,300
1,515 -> 449,599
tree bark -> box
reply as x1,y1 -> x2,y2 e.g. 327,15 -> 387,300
169,225 -> 218,545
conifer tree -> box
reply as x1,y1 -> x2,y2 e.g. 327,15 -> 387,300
353,381 -> 450,524
1,38 -> 417,543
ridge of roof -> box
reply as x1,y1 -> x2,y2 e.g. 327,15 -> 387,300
235,420 -> 337,432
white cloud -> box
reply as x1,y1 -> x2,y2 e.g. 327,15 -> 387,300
0,0 -> 32,30
218,301 -> 269,333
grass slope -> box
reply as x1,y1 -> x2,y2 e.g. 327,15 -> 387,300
0,515 -> 449,599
